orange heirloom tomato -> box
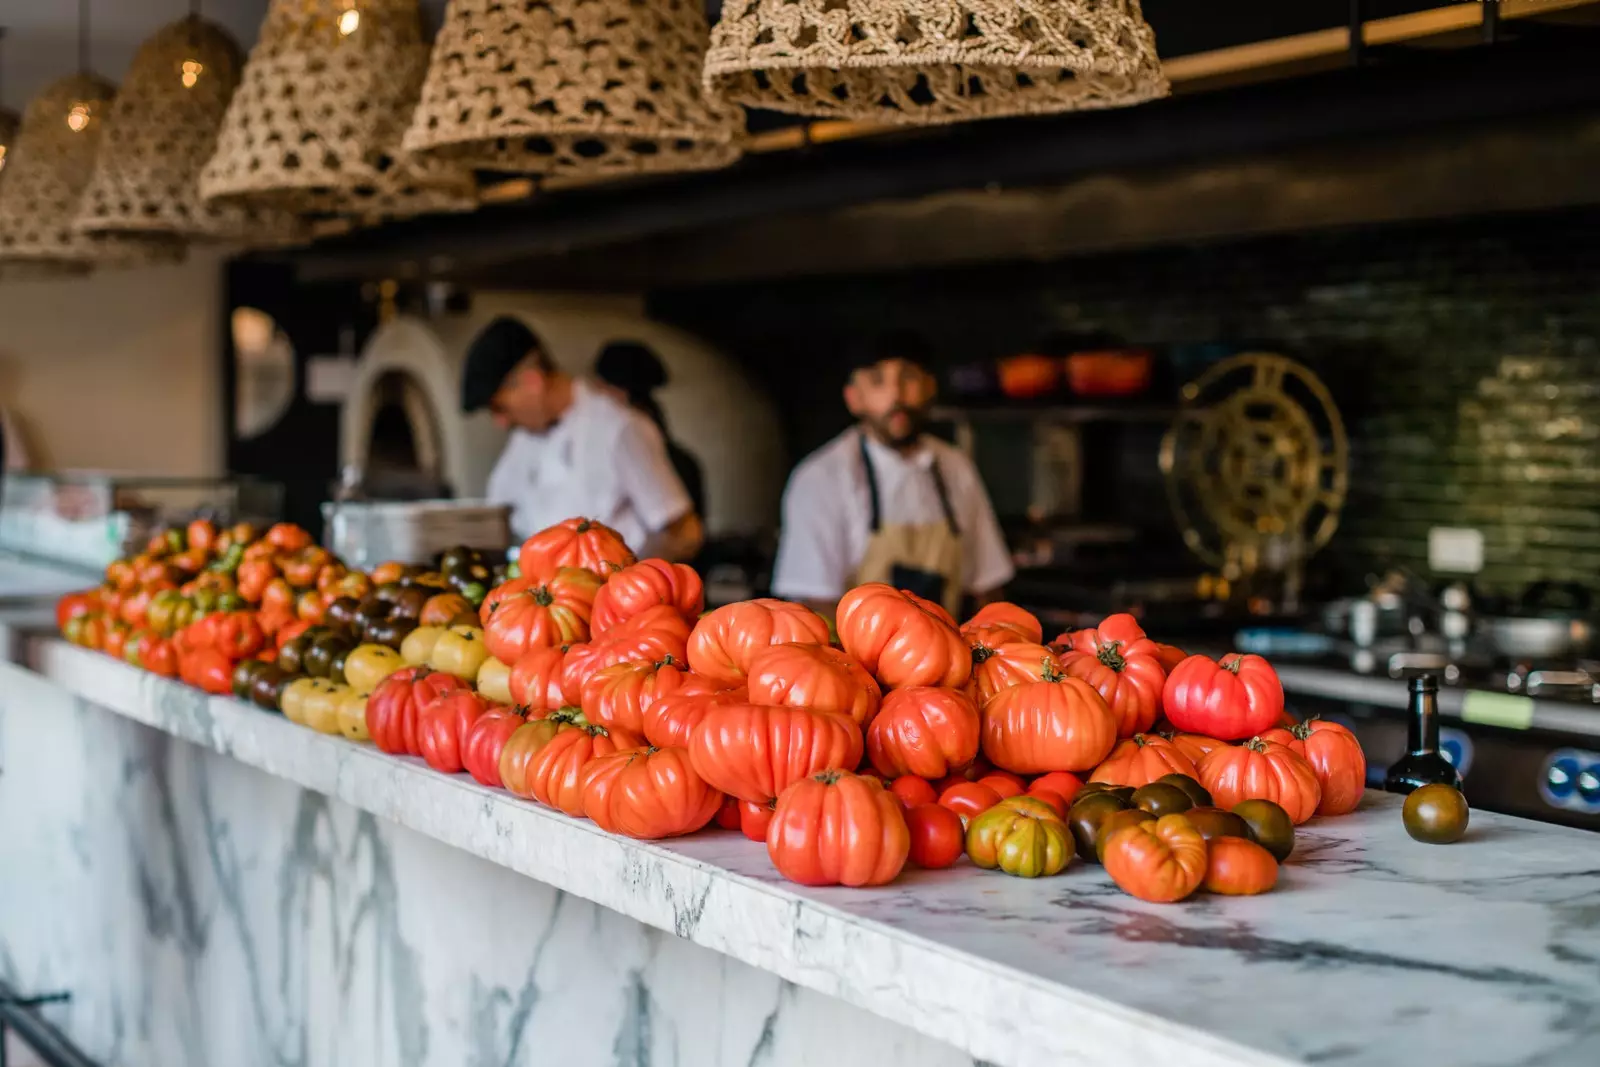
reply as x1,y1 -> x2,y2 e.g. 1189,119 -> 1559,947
1090,734 -> 1199,788
1029,770 -> 1085,807
525,713 -> 646,816
890,775 -> 939,809
589,558 -> 704,637
1161,729 -> 1226,766
1260,718 -> 1367,817
1103,813 -> 1209,903
517,517 -> 635,582
640,682 -> 744,749
498,714 -> 575,798
687,703 -> 864,804
967,628 -> 1060,706
966,796 -> 1074,877
295,589 -> 330,624
1203,836 -> 1279,895
562,605 -> 693,701
1198,738 -> 1322,824
185,518 -> 218,554
738,798 -> 776,841
235,558 -> 278,604
981,668 -> 1118,774
580,746 -> 722,839
509,646 -> 571,712
1057,613 -> 1168,738
836,583 -> 970,690
264,523 -> 313,553
864,686 -> 981,779
56,589 -> 101,632
686,599 -> 831,688
213,612 -> 266,660
767,770 -> 909,887
260,578 -> 295,619
580,656 -> 691,734
960,602 -> 1043,644
746,643 -> 882,727
977,771 -> 1027,798
480,568 -> 603,663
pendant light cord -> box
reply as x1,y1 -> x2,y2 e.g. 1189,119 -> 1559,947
78,0 -> 90,75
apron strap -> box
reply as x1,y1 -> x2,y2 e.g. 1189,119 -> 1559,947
859,431 -> 959,536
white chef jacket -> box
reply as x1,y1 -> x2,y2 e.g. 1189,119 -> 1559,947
772,429 -> 1015,601
485,380 -> 692,551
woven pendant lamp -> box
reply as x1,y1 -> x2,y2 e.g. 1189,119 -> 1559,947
0,106 -> 17,178
76,15 -> 306,244
0,74 -> 185,267
703,0 -> 1169,125
199,0 -> 476,222
402,0 -> 742,179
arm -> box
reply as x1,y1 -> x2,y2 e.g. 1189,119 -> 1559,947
616,418 -> 701,561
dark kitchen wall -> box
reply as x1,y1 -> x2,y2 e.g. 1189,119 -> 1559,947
651,206 -> 1600,597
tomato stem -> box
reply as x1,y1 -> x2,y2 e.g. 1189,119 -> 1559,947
1096,641 -> 1127,672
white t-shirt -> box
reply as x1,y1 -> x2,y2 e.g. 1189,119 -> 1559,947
485,380 -> 692,551
772,429 -> 1015,601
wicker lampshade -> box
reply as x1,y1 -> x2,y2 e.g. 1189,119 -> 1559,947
0,74 -> 185,267
76,15 -> 306,244
199,0 -> 476,222
703,0 -> 1169,125
0,107 -> 17,178
402,0 -> 742,179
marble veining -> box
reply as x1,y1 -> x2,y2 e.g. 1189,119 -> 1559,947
6,633 -> 1600,1067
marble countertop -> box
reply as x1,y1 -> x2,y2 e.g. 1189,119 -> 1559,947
14,632 -> 1600,1067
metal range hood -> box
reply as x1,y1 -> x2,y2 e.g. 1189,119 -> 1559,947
284,10 -> 1600,285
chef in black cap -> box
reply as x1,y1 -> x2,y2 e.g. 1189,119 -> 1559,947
771,331 -> 1012,619
461,317 -> 703,561
594,340 -> 707,524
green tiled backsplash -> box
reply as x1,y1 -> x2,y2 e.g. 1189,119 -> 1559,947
654,209 -> 1600,596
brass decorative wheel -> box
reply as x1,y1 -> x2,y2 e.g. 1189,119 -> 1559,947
1160,353 -> 1347,578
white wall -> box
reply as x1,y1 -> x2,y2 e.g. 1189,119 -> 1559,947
0,249 -> 224,475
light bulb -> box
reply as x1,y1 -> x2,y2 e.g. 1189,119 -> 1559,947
338,7 -> 361,36
181,60 -> 204,89
66,104 -> 92,132
0,145 -> 8,172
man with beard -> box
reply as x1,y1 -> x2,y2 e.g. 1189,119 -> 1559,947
771,332 -> 1013,619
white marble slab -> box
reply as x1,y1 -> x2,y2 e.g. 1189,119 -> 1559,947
11,634 -> 1600,1067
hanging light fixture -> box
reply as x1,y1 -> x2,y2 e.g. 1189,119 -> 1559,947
0,3 -> 184,267
199,0 -> 476,223
76,8 -> 307,244
402,0 -> 742,179
0,29 -> 17,177
703,0 -> 1169,125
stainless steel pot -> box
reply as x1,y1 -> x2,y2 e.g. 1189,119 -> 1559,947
1486,582 -> 1594,660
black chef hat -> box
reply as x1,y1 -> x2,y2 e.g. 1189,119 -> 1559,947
845,330 -> 935,379
595,340 -> 669,403
461,316 -> 545,413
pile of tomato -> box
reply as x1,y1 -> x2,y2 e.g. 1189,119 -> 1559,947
58,514 -> 1376,903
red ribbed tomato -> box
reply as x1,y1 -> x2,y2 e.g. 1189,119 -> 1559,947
1260,718 -> 1366,816
836,583 -> 970,690
517,517 -> 635,582
1198,738 -> 1322,824
1103,814 -> 1208,903
982,669 -> 1118,774
525,713 -> 646,816
767,770 -> 909,887
509,646 -> 568,712
56,589 -> 101,632
960,602 -> 1043,644
1204,836 -> 1279,895
1163,653 -> 1284,741
366,668 -> 470,756
686,599 -> 831,687
561,605 -> 692,703
462,704 -> 529,788
1153,642 -> 1188,673
589,558 -> 704,637
967,629 -> 1060,705
580,746 -> 722,839
639,682 -> 744,748
688,703 -> 863,804
1057,616 -> 1167,738
745,643 -> 882,727
580,656 -> 691,734
1089,734 -> 1198,787
498,713 -> 576,798
865,686 -> 981,779
480,567 -> 602,663
417,689 -> 493,774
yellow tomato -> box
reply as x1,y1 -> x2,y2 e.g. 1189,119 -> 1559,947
476,656 -> 513,704
344,643 -> 404,695
280,677 -> 329,725
429,625 -> 490,682
400,625 -> 447,667
303,682 -> 348,735
337,689 -> 370,742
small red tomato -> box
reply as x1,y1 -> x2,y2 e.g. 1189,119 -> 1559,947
890,776 -> 939,809
977,771 -> 1027,798
905,804 -> 964,868
1024,788 -> 1069,819
1029,771 -> 1085,806
939,781 -> 1004,823
739,799 -> 775,842
715,794 -> 742,831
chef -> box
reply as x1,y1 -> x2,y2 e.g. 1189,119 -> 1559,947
771,332 -> 1014,619
460,317 -> 704,561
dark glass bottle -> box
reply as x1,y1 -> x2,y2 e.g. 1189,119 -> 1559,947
1384,675 -> 1463,794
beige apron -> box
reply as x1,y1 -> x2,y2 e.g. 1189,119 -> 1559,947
849,433 -> 966,617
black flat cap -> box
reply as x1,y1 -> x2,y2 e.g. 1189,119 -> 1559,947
461,316 -> 540,412
845,329 -> 936,378
595,340 -> 668,402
